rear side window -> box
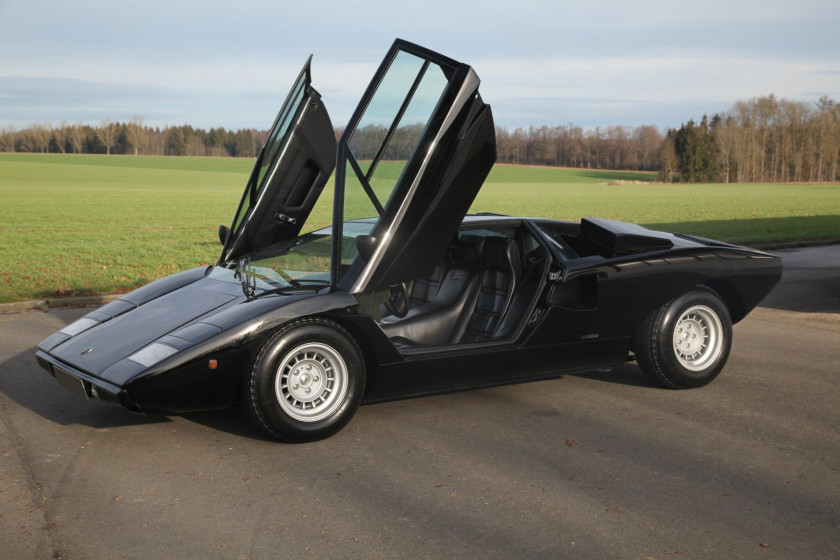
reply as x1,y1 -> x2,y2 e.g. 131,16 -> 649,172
535,224 -> 579,261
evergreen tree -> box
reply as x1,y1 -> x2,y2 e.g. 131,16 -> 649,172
166,127 -> 186,156
673,116 -> 718,182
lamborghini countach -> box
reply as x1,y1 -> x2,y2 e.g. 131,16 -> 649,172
35,40 -> 782,442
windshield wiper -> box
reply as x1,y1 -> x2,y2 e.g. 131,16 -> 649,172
234,257 -> 257,300
251,283 -> 324,300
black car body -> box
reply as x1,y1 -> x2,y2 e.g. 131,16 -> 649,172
35,40 -> 782,442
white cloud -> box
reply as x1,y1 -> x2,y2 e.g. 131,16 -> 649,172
1,0 -> 838,129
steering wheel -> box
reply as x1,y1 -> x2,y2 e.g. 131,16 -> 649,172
384,282 -> 410,318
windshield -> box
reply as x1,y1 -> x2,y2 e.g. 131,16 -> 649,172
210,219 -> 376,291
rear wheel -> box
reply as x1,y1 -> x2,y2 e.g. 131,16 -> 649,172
634,288 -> 732,389
245,319 -> 365,442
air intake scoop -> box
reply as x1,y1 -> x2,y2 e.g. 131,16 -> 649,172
580,217 -> 674,257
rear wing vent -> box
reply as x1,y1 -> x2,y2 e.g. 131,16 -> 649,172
576,217 -> 674,258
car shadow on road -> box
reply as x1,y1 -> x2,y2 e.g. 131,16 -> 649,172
180,407 -> 280,441
1,341 -> 284,440
758,278 -> 840,314
566,363 -> 654,387
177,364 -> 658,441
0,344 -> 173,429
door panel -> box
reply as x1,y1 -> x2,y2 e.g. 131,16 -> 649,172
222,58 -> 336,263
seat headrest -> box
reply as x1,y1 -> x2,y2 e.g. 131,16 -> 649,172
482,237 -> 511,271
449,237 -> 479,264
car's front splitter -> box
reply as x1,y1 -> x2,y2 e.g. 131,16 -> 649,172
35,351 -> 142,412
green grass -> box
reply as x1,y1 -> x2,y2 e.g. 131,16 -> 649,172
1,153 -> 838,303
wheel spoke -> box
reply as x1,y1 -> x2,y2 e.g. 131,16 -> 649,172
274,341 -> 350,423
672,305 -> 723,371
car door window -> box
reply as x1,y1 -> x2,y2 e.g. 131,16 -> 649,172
344,51 -> 448,219
337,49 -> 452,287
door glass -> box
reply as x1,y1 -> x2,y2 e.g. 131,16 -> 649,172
336,46 -> 455,289
342,160 -> 381,223
347,51 -> 425,174
255,75 -> 308,190
345,53 -> 448,211
230,70 -> 309,236
372,63 -> 448,208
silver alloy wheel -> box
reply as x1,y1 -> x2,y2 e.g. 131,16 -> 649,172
672,304 -> 724,371
274,342 -> 348,422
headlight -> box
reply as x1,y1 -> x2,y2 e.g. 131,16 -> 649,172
127,343 -> 178,368
58,317 -> 99,337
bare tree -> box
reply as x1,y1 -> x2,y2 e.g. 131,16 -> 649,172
53,121 -> 69,154
658,133 -> 678,181
68,122 -> 85,153
0,125 -> 15,152
94,119 -> 119,155
30,123 -> 52,153
126,115 -> 144,156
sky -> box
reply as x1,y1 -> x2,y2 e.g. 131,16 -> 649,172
1,0 -> 838,132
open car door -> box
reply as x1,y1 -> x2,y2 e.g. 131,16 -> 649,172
333,40 -> 497,293
221,57 -> 336,264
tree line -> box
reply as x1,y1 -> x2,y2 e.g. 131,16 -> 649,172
665,95 -> 839,183
1,95 -> 837,182
496,124 -> 663,171
0,117 -> 268,158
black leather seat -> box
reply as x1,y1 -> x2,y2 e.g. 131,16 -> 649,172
408,262 -> 444,308
380,235 -> 525,347
379,242 -> 480,347
459,237 -> 522,343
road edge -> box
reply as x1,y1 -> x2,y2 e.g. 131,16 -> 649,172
0,294 -> 121,314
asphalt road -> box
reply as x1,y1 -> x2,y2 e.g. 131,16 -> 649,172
1,246 -> 838,559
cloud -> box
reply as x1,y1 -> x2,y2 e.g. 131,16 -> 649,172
2,47 -> 838,131
1,0 -> 839,130
0,77 -> 284,129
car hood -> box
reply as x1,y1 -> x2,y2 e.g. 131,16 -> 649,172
39,264 -> 324,383
45,277 -> 245,377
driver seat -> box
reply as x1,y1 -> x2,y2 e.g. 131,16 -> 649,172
379,240 -> 481,347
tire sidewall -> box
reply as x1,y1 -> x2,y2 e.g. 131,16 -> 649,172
654,289 -> 732,388
250,320 -> 365,442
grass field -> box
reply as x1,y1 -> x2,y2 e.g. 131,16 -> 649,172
1,153 -> 838,303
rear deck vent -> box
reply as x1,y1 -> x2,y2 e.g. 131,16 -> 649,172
574,218 -> 674,258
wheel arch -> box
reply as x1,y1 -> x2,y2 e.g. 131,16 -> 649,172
701,279 -> 747,324
320,314 -> 381,380
269,311 -> 397,400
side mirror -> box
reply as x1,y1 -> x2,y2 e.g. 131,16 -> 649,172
356,235 -> 378,261
218,225 -> 231,246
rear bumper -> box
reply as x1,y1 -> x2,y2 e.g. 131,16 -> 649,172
35,351 -> 142,412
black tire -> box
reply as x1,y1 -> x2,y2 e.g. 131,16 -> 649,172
633,287 -> 732,389
244,318 -> 365,442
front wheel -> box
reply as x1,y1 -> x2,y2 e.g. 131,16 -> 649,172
634,288 -> 732,389
244,319 -> 365,442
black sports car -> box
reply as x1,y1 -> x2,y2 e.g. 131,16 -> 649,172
35,40 -> 782,442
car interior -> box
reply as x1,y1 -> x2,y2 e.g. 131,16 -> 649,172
376,223 -> 551,349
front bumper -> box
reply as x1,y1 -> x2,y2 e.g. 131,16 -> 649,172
35,351 -> 142,412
